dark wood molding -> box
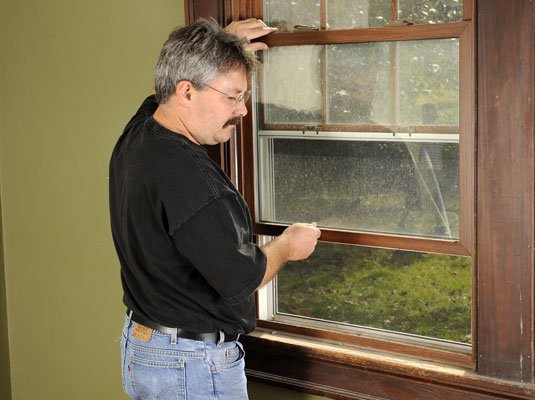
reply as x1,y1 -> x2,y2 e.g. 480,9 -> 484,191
242,331 -> 535,400
256,320 -> 473,368
476,0 -> 535,382
184,0 -> 231,25
184,0 -> 237,179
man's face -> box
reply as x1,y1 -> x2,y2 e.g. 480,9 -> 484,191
189,67 -> 248,145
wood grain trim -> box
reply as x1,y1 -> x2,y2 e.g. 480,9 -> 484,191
253,222 -> 471,256
242,330 -> 535,400
257,21 -> 470,47
256,320 -> 472,368
476,0 -> 535,382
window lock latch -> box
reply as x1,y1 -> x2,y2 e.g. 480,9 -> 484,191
384,19 -> 414,27
293,24 -> 319,32
302,125 -> 320,135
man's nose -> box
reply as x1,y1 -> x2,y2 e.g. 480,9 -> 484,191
235,99 -> 248,117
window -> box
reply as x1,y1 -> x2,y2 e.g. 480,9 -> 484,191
238,0 -> 476,365
181,0 -> 535,396
188,0 -> 535,395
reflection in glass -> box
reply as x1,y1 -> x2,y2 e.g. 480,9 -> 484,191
276,241 -> 472,343
262,46 -> 322,124
264,0 -> 321,32
398,39 -> 459,126
259,39 -> 458,127
327,42 -> 392,125
258,137 -> 460,239
398,0 -> 463,24
326,0 -> 391,29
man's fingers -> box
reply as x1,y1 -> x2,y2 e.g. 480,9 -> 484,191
244,26 -> 278,41
225,18 -> 277,46
244,42 -> 269,52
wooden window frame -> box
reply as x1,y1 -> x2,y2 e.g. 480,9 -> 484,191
185,0 -> 535,398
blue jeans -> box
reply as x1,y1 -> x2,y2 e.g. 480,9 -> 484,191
121,315 -> 248,399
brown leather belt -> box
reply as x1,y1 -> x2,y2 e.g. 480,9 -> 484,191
127,310 -> 238,343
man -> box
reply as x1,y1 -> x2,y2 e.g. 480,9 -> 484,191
109,18 -> 321,399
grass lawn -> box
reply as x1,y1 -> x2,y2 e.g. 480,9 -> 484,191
277,241 -> 472,343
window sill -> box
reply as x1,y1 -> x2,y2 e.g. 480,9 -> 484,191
242,328 -> 535,400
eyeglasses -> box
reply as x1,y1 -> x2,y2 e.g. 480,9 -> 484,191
200,83 -> 251,108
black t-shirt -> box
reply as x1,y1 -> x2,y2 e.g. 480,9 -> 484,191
109,96 -> 267,335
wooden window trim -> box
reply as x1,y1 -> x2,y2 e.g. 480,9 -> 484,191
237,0 -> 478,377
243,329 -> 535,400
258,21 -> 470,47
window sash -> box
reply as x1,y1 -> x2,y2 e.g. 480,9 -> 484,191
243,18 -> 474,257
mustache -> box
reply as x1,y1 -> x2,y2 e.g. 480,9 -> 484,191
223,117 -> 241,128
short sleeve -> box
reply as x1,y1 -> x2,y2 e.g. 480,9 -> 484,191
172,193 -> 267,304
123,95 -> 158,133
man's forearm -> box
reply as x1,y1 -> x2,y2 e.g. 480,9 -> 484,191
258,235 -> 290,290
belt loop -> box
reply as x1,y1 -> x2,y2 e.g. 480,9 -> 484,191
171,328 -> 177,345
126,310 -> 133,327
217,330 -> 225,347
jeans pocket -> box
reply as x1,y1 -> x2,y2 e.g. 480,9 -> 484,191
125,353 -> 186,400
209,343 -> 248,399
211,342 -> 246,371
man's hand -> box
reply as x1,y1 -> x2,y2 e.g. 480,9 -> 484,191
257,222 -> 321,290
225,18 -> 278,51
280,222 -> 322,261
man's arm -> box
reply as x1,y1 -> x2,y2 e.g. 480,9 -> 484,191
257,223 -> 321,290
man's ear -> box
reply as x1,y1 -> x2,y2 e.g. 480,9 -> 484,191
175,80 -> 194,107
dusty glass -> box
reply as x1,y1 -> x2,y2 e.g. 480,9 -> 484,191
263,0 -> 321,32
277,241 -> 472,343
258,137 -> 460,239
398,0 -> 463,24
326,42 -> 392,125
326,0 -> 391,29
397,38 -> 459,126
261,46 -> 322,124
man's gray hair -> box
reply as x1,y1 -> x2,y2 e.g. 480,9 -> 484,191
155,18 -> 257,104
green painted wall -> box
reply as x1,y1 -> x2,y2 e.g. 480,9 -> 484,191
0,199 -> 11,400
0,1 -> 185,398
0,0 -> 326,399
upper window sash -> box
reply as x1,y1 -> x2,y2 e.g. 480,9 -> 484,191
241,1 -> 474,257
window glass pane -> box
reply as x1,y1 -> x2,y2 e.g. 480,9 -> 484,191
398,0 -> 463,24
264,0 -> 321,32
327,42 -> 392,125
258,137 -> 459,239
398,39 -> 459,126
261,46 -> 322,124
277,241 -> 472,343
326,0 -> 391,29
